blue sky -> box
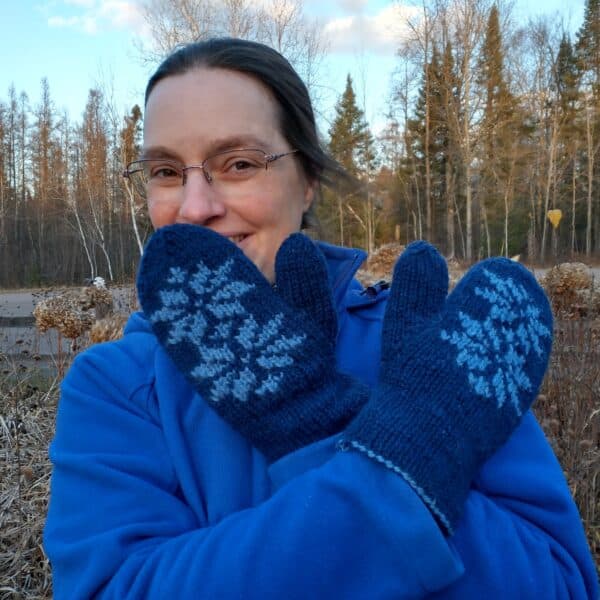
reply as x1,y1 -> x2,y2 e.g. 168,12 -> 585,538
1,0 -> 586,132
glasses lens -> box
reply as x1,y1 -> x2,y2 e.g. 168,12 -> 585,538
205,149 -> 267,185
127,160 -> 186,198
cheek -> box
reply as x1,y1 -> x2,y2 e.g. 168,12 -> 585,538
243,183 -> 303,229
148,202 -> 177,229
266,176 -> 311,226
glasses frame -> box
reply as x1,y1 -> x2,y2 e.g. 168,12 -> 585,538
122,148 -> 299,195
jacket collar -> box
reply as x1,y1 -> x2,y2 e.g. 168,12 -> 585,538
316,241 -> 367,308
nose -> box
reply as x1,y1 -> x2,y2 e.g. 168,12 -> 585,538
176,168 -> 226,225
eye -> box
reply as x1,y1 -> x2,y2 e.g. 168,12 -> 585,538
147,161 -> 182,180
230,159 -> 255,172
223,156 -> 263,174
212,150 -> 266,180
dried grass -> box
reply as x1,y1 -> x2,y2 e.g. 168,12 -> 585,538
541,262 -> 600,319
356,242 -> 406,286
0,355 -> 56,599
356,243 -> 466,289
534,319 -> 600,567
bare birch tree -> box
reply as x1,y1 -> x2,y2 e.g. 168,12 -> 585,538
136,0 -> 327,97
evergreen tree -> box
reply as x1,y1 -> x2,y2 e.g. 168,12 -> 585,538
439,40 -> 461,257
327,74 -> 376,247
477,4 -> 520,255
328,74 -> 370,177
576,0 -> 600,254
556,34 -> 581,114
577,0 -> 600,95
405,44 -> 449,245
553,35 -> 584,255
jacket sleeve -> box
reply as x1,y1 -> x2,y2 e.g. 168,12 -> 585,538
44,340 -> 464,600
437,412 -> 597,598
271,413 -> 598,599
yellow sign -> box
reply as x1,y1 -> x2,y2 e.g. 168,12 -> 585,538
547,209 -> 562,229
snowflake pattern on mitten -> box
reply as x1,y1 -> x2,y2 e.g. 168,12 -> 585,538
147,258 -> 306,403
440,268 -> 552,416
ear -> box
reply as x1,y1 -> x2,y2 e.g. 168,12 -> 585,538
302,178 -> 317,212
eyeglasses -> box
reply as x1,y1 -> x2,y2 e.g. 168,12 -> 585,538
123,148 -> 298,200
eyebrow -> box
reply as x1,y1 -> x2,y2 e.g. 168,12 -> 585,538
141,135 -> 272,160
140,146 -> 181,161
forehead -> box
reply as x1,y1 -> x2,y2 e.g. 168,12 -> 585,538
143,67 -> 284,155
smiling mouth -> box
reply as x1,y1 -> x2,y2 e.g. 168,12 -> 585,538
227,234 -> 248,245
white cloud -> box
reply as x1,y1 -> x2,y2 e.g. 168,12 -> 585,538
324,4 -> 418,55
48,14 -> 98,33
46,0 -> 144,34
99,1 -> 145,28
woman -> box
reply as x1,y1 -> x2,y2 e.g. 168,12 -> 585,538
44,38 -> 597,598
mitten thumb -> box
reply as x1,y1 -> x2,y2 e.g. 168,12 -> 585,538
382,240 -> 448,355
275,233 -> 337,344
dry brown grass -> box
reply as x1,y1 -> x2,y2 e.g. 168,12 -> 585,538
0,355 -> 56,599
356,243 -> 467,289
534,320 -> 600,568
1,274 -> 599,596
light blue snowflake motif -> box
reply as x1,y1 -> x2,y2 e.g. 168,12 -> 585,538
440,268 -> 551,416
148,258 -> 306,403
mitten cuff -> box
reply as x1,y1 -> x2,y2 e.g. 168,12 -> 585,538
341,386 -> 477,534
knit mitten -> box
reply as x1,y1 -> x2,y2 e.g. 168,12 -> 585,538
343,241 -> 553,533
137,224 -> 368,462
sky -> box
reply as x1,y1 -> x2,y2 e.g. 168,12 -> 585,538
1,0 -> 586,135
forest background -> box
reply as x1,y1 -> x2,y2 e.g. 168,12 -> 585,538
1,0 -> 600,288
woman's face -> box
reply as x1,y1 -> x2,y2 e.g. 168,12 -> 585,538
142,67 -> 314,283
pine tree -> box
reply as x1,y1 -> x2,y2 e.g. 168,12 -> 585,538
477,4 -> 519,256
439,40 -> 461,257
327,74 -> 375,247
577,0 -> 600,95
553,34 -> 583,255
328,74 -> 370,177
576,0 -> 600,255
405,44 -> 449,246
556,35 -> 581,114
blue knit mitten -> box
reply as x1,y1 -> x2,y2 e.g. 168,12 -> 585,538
343,241 -> 553,533
137,224 -> 368,462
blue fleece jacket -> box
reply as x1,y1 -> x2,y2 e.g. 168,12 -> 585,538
44,243 -> 598,599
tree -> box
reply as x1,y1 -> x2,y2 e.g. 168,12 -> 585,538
30,78 -> 56,277
405,43 -> 451,246
576,0 -> 600,256
577,0 -> 600,95
439,39 -> 462,257
71,89 -> 113,280
554,34 -> 583,256
329,75 -> 370,176
0,101 -> 8,275
328,74 -> 375,247
477,4 -> 520,256
136,0 -> 327,99
120,105 -> 147,256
